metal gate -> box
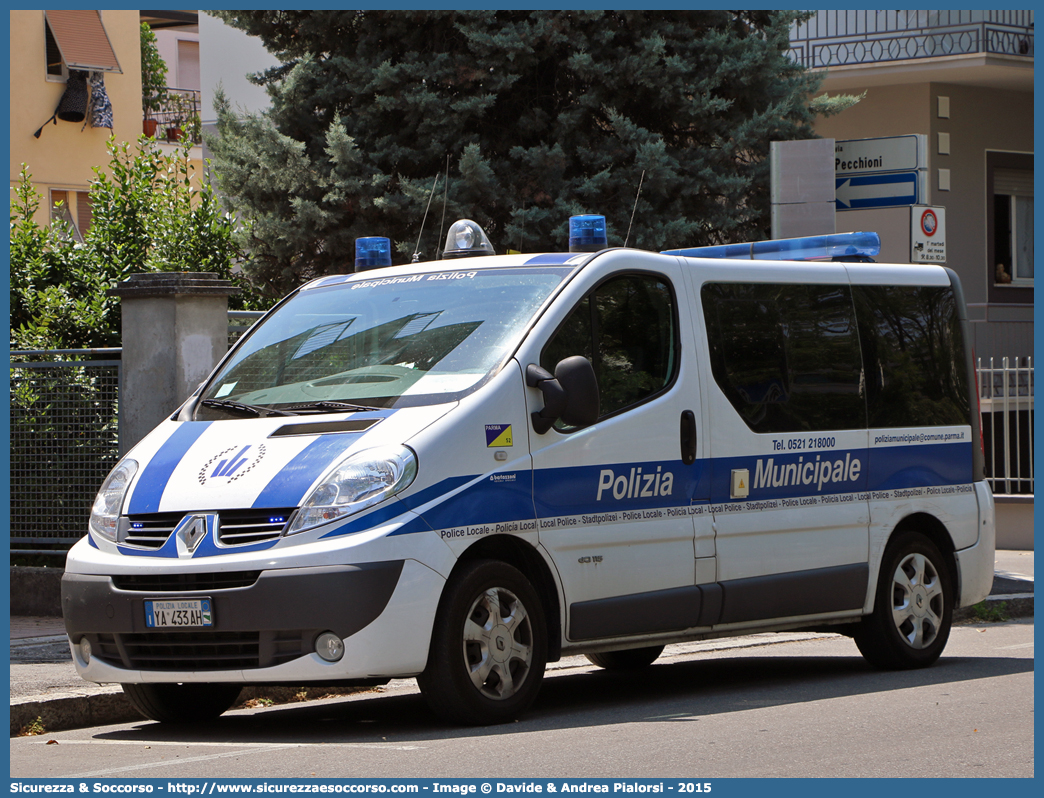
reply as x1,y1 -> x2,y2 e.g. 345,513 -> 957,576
10,350 -> 122,557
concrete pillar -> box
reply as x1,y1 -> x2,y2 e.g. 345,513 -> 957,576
108,272 -> 239,454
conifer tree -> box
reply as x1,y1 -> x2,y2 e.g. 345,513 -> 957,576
210,10 -> 854,298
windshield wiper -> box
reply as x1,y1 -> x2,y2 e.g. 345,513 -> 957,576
200,399 -> 298,418
281,400 -> 374,414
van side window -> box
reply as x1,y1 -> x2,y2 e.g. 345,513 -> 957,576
853,285 -> 970,427
701,283 -> 865,433
542,273 -> 677,418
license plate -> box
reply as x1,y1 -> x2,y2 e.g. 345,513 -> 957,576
145,598 -> 214,629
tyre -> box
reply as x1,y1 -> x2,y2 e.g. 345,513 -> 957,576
122,682 -> 243,723
854,531 -> 954,669
418,560 -> 547,725
586,645 -> 664,670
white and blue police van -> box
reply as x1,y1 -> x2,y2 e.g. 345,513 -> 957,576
62,217 -> 996,726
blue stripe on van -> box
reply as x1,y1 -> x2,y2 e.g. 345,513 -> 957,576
252,435 -> 361,508
711,449 -> 867,504
319,499 -> 430,539
868,441 -> 973,490
400,472 -> 535,532
533,460 -> 706,518
127,423 -> 212,514
319,476 -> 473,539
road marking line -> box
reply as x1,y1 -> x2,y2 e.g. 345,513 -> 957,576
34,739 -> 422,750
72,746 -> 300,778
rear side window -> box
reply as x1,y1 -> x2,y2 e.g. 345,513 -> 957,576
853,285 -> 970,428
701,282 -> 865,434
542,273 -> 677,418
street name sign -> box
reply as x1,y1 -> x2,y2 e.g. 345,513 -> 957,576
835,135 -> 926,174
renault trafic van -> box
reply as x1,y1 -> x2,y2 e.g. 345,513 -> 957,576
62,223 -> 995,726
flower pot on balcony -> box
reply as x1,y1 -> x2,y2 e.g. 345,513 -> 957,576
166,126 -> 183,142
143,118 -> 158,137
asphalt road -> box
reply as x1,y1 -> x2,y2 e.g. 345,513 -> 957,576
10,618 -> 1033,779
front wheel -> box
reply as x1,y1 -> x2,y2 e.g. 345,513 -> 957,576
854,531 -> 954,669
418,560 -> 547,725
122,682 -> 242,723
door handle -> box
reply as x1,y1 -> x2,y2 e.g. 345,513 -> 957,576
680,410 -> 697,465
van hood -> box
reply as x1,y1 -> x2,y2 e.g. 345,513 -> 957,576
121,406 -> 451,515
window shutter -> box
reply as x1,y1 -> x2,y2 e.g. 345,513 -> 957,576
995,169 -> 1033,197
76,192 -> 93,236
44,10 -> 122,74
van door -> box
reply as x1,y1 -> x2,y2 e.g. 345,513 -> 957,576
690,267 -> 871,626
517,251 -> 715,643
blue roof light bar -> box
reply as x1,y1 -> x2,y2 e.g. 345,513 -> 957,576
662,231 -> 881,262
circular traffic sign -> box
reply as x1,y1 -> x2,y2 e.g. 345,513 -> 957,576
920,209 -> 938,237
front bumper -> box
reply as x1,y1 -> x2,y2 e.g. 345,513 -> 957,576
62,561 -> 403,677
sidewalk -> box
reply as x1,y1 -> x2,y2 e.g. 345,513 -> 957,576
10,550 -> 1033,736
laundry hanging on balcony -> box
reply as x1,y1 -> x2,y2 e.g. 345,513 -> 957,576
32,69 -> 88,138
83,71 -> 113,131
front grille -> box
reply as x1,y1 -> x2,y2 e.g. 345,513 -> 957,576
119,509 -> 295,549
121,513 -> 182,548
217,508 -> 293,546
91,629 -> 312,671
112,571 -> 262,592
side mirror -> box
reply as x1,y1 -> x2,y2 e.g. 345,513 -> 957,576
526,356 -> 600,434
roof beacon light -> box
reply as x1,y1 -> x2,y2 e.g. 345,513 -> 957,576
569,214 -> 608,253
355,237 -> 393,271
443,219 -> 495,259
662,231 -> 881,262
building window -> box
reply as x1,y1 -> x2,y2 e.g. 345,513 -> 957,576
50,190 -> 92,243
43,10 -> 122,80
45,21 -> 65,78
993,169 -> 1034,285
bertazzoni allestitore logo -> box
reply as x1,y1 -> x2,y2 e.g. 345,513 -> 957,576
198,444 -> 266,486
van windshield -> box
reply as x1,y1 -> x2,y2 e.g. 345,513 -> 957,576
196,267 -> 571,417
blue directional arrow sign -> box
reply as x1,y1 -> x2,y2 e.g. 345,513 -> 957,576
835,171 -> 920,210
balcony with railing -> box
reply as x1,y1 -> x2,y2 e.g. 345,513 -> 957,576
143,88 -> 202,145
789,10 -> 1034,70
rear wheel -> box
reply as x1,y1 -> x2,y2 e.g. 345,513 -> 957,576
122,682 -> 242,723
855,531 -> 954,669
586,645 -> 664,670
418,560 -> 547,726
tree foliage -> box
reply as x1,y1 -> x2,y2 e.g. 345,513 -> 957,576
210,10 -> 856,299
10,139 -> 254,351
140,21 -> 169,117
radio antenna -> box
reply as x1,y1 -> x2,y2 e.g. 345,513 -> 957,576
623,169 -> 646,249
518,200 -> 526,253
436,154 -> 450,259
412,172 -> 441,263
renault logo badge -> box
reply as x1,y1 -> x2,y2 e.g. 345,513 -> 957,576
174,513 -> 217,554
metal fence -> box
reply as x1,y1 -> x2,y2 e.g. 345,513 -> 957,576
8,341 -> 1034,558
978,357 -> 1034,496
228,310 -> 266,349
968,311 -> 1033,365
10,350 -> 122,557
789,10 -> 1034,69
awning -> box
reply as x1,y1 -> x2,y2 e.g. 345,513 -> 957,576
44,10 -> 122,74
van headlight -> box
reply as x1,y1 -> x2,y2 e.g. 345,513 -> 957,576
285,446 -> 417,535
89,459 -> 138,542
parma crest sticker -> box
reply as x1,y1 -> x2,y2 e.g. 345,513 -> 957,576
485,424 -> 513,448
